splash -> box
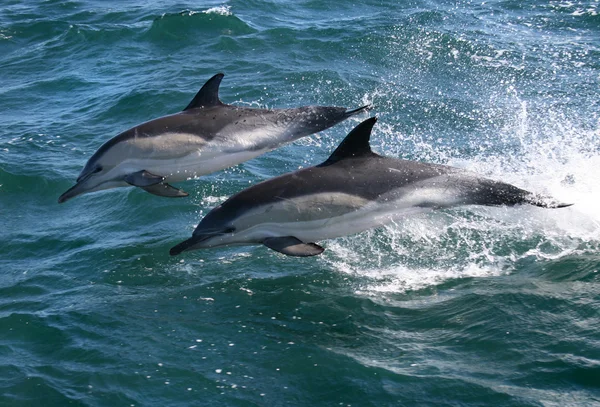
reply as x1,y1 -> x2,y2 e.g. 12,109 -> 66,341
323,93 -> 600,294
175,7 -> 232,17
203,6 -> 232,16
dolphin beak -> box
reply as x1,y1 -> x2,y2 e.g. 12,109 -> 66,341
170,228 -> 235,256
58,181 -> 88,203
169,238 -> 197,256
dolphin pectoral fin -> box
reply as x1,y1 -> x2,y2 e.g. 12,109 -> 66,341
125,170 -> 164,187
125,170 -> 188,197
263,237 -> 324,257
141,182 -> 189,198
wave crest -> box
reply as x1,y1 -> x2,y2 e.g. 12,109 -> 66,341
146,8 -> 255,41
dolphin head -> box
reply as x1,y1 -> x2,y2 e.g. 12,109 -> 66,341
58,152 -> 122,203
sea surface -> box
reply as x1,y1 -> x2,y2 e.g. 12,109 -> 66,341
1,0 -> 600,406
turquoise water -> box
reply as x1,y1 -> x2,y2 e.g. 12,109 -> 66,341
2,0 -> 600,405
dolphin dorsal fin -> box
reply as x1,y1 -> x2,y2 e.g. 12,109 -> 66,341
320,117 -> 378,165
183,73 -> 225,111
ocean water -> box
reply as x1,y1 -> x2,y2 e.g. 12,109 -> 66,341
1,0 -> 599,405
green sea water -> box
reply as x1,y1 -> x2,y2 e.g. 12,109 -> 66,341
1,0 -> 600,406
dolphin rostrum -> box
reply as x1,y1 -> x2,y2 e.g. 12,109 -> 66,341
58,73 -> 370,203
170,117 -> 572,257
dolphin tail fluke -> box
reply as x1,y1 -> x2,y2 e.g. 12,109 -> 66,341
344,104 -> 373,118
467,178 -> 573,209
522,194 -> 573,209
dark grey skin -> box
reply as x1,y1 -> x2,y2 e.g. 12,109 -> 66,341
171,117 -> 572,257
58,73 -> 371,203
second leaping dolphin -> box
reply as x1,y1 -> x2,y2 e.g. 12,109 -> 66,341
170,117 -> 571,257
58,73 -> 370,203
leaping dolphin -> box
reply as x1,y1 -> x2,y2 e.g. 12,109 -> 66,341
58,73 -> 370,203
170,117 -> 571,257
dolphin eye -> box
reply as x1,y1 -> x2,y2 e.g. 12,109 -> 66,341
93,166 -> 103,173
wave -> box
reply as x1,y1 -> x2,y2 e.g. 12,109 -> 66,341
145,9 -> 256,43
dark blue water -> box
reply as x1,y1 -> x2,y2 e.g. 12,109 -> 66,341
1,1 -> 599,406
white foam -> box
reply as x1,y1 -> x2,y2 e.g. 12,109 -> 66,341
203,6 -> 232,16
323,95 -> 600,294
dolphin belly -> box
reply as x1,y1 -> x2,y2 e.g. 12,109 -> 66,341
224,191 -> 441,246
118,146 -> 269,183
240,205 -> 433,244
118,125 -> 288,182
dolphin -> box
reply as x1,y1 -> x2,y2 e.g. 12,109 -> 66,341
58,73 -> 370,203
170,117 -> 571,257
